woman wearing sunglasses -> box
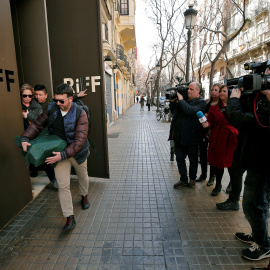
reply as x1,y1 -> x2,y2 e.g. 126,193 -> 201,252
20,84 -> 58,185
20,83 -> 42,130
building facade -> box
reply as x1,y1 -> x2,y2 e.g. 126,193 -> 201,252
226,0 -> 270,78
193,0 -> 270,99
101,0 -> 137,125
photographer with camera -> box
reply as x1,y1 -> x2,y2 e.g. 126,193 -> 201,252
227,65 -> 270,261
170,82 -> 207,189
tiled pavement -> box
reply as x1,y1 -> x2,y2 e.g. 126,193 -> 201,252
0,103 -> 268,270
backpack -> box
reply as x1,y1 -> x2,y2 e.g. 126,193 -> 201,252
74,99 -> 91,136
74,100 -> 101,159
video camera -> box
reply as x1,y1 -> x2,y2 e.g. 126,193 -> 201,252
226,59 -> 270,93
165,77 -> 190,100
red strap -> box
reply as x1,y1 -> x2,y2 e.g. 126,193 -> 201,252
254,92 -> 269,128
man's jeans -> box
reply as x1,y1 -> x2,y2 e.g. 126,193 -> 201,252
175,144 -> 198,183
243,170 -> 270,249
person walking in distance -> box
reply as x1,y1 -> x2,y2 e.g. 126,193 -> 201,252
140,95 -> 145,111
146,96 -> 151,111
21,83 -> 90,231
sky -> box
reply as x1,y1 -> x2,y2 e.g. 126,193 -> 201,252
135,0 -> 158,67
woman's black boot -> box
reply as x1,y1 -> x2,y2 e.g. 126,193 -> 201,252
207,174 -> 215,186
211,184 -> 222,196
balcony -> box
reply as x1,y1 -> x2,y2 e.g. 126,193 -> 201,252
116,44 -> 125,67
233,48 -> 239,55
228,20 -> 248,37
115,0 -> 136,50
116,44 -> 124,60
242,19 -> 251,31
228,25 -> 239,37
254,7 -> 267,22
123,54 -> 128,67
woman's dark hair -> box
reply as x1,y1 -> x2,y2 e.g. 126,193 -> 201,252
54,83 -> 74,97
220,84 -> 231,97
218,85 -> 231,107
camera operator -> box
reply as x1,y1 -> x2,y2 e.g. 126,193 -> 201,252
170,82 -> 207,188
227,67 -> 270,261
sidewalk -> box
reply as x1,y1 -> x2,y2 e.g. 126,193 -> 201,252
0,103 -> 267,270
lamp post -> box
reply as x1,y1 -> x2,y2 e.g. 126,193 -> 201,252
184,5 -> 197,83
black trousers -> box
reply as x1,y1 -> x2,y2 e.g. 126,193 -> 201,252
29,163 -> 56,182
213,166 -> 232,186
199,138 -> 215,178
228,138 -> 246,202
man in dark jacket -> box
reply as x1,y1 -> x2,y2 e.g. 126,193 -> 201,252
21,83 -> 90,232
227,84 -> 270,261
171,82 -> 207,188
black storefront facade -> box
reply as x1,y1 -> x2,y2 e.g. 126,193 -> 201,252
0,0 -> 109,230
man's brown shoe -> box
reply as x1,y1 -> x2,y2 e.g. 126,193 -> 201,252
188,179 -> 196,188
174,181 -> 188,189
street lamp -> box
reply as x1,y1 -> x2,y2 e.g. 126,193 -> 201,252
184,5 -> 197,83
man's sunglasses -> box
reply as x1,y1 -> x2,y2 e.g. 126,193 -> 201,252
53,98 -> 70,104
22,94 -> 33,98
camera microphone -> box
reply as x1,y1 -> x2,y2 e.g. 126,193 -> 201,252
196,111 -> 207,123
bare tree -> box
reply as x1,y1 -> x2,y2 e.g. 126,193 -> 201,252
145,0 -> 187,109
196,0 -> 248,90
192,28 -> 215,84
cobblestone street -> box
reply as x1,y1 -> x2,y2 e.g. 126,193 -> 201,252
0,103 -> 268,270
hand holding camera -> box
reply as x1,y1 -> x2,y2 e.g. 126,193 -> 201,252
177,92 -> 183,101
230,88 -> 242,99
